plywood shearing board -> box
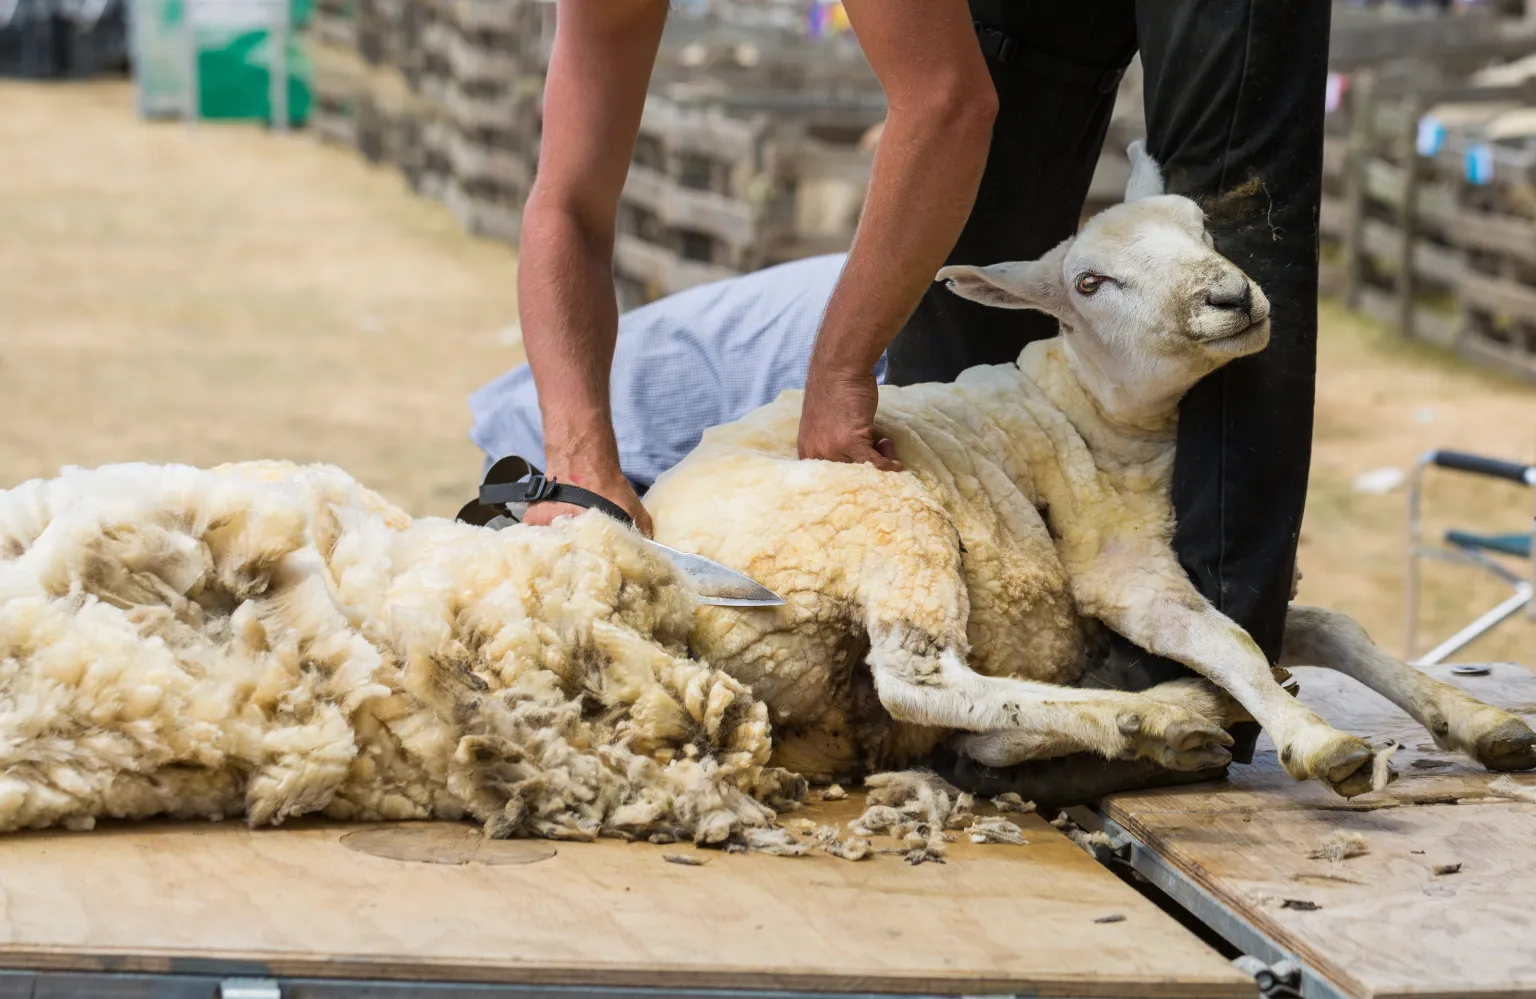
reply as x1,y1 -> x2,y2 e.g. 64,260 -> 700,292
0,796 -> 1251,998
1101,661 -> 1536,999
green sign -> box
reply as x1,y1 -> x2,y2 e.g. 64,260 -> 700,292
130,0 -> 312,124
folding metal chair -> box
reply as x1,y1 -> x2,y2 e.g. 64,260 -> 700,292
1406,449 -> 1536,666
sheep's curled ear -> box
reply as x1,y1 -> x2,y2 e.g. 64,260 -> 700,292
935,239 -> 1072,319
1124,140 -> 1165,201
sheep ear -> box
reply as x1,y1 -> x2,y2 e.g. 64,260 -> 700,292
1124,140 -> 1165,201
935,240 -> 1072,318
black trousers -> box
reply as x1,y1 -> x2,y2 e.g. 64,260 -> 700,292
897,0 -> 1332,799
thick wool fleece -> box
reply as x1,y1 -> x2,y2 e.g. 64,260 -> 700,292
0,462 -> 800,842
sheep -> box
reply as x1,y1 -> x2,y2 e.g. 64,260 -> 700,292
1,146 -> 1529,846
643,142 -> 1536,796
0,460 -> 804,843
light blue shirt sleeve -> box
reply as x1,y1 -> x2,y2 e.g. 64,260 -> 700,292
469,252 -> 886,489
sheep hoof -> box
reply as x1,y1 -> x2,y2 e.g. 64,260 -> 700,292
1287,733 -> 1375,797
1138,709 -> 1234,772
1156,743 -> 1234,772
1473,716 -> 1536,772
1329,759 -> 1380,798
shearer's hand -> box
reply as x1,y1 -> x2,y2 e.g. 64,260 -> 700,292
797,366 -> 902,472
522,461 -> 654,537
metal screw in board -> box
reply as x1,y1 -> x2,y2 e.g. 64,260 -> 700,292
220,979 -> 281,999
1452,664 -> 1492,676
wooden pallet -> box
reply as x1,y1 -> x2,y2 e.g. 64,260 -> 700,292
613,93 -> 880,300
1100,661 -> 1536,999
1455,197 -> 1536,380
1321,82 -> 1467,349
617,96 -> 773,283
443,178 -> 523,243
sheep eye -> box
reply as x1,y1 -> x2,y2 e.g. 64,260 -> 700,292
1074,273 -> 1105,296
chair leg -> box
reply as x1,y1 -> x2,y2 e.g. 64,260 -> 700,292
1405,456 -> 1429,660
1413,585 -> 1535,667
1528,506 -> 1535,622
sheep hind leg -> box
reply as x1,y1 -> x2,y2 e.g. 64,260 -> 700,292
1282,606 -> 1536,772
866,624 -> 1233,771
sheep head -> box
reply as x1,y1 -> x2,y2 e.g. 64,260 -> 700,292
935,142 -> 1271,426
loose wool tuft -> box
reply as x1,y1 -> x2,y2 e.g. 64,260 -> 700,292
0,461 -> 801,843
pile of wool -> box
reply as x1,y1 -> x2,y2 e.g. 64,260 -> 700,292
849,770 -> 974,863
0,461 -> 802,845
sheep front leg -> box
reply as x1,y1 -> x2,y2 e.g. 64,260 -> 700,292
865,624 -> 1233,771
1106,591 -> 1381,796
1283,606 -> 1536,772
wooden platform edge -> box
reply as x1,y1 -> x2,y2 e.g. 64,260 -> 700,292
0,945 -> 1251,999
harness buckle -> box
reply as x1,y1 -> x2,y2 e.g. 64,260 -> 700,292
521,472 -> 558,503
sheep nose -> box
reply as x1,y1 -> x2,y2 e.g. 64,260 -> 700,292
1206,280 -> 1253,315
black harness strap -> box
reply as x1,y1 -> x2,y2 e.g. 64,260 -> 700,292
973,20 -> 1126,94
456,455 -> 635,529
477,479 -> 633,525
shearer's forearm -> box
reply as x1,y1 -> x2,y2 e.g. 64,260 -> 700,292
515,0 -> 667,487
809,0 -> 996,381
518,201 -> 623,478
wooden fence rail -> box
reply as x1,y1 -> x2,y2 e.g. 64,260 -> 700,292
1320,48 -> 1536,381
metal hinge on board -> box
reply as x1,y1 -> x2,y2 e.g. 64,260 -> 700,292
220,979 -> 282,999
1233,955 -> 1304,999
1075,830 -> 1148,881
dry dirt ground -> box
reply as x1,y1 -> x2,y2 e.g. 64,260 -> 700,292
2,81 -> 1532,664
0,81 -> 520,518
